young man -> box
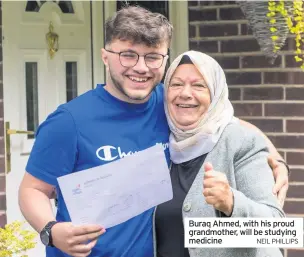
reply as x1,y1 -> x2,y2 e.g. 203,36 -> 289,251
18,6 -> 288,257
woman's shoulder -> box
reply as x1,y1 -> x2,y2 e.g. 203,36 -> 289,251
221,117 -> 249,139
220,117 -> 268,154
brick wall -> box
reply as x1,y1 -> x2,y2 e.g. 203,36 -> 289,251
0,0 -> 5,228
188,1 -> 304,256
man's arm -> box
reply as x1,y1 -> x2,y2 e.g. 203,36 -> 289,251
19,172 -> 105,256
239,119 -> 289,207
19,172 -> 56,232
19,108 -> 105,256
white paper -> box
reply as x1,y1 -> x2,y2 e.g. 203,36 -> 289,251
57,144 -> 172,228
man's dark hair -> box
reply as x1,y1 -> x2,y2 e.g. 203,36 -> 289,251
105,6 -> 173,48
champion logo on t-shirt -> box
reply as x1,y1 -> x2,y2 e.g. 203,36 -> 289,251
95,142 -> 169,162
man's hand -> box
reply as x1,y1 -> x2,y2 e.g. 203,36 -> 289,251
51,222 -> 106,257
203,162 -> 233,216
268,156 -> 289,208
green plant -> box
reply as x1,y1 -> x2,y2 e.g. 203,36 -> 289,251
268,0 -> 304,69
0,221 -> 37,257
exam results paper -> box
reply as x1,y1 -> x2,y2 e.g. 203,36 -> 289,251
57,144 -> 173,228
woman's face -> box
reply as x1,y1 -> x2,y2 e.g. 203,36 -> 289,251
167,64 -> 211,131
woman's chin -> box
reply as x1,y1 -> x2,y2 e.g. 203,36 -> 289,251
175,121 -> 198,131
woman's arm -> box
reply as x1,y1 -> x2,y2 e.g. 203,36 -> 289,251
230,129 -> 285,218
239,119 -> 289,207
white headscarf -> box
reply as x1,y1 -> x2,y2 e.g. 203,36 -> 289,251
164,50 -> 234,164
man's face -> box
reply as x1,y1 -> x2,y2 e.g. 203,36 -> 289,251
101,39 -> 168,103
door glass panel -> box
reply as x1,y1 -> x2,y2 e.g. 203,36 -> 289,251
25,62 -> 39,139
58,1 -> 74,13
66,62 -> 78,102
25,1 -> 74,13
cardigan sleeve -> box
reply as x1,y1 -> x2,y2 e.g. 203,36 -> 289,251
230,130 -> 285,218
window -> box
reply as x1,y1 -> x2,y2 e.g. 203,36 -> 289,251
25,62 -> 39,139
25,1 -> 74,13
66,62 -> 78,102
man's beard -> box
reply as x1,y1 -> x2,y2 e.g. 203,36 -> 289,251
109,70 -> 155,101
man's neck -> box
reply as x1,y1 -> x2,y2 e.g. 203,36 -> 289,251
104,84 -> 151,104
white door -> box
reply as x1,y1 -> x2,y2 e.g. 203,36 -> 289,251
3,1 -> 92,256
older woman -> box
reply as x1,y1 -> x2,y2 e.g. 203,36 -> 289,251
154,51 -> 285,257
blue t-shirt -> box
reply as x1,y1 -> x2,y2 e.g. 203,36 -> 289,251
26,84 -> 170,257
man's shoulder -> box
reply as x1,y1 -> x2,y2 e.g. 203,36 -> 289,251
40,88 -> 100,129
62,88 -> 97,111
62,83 -> 164,108
154,83 -> 164,95
155,83 -> 164,91
58,86 -> 105,121
152,83 -> 165,106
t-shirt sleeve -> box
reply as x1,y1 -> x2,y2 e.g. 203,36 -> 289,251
26,107 -> 78,186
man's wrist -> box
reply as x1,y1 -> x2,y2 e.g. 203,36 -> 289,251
40,221 -> 58,247
277,159 -> 290,177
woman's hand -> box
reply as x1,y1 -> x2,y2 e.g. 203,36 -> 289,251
203,162 -> 233,216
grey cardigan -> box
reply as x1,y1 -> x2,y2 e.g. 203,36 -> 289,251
153,120 -> 285,257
